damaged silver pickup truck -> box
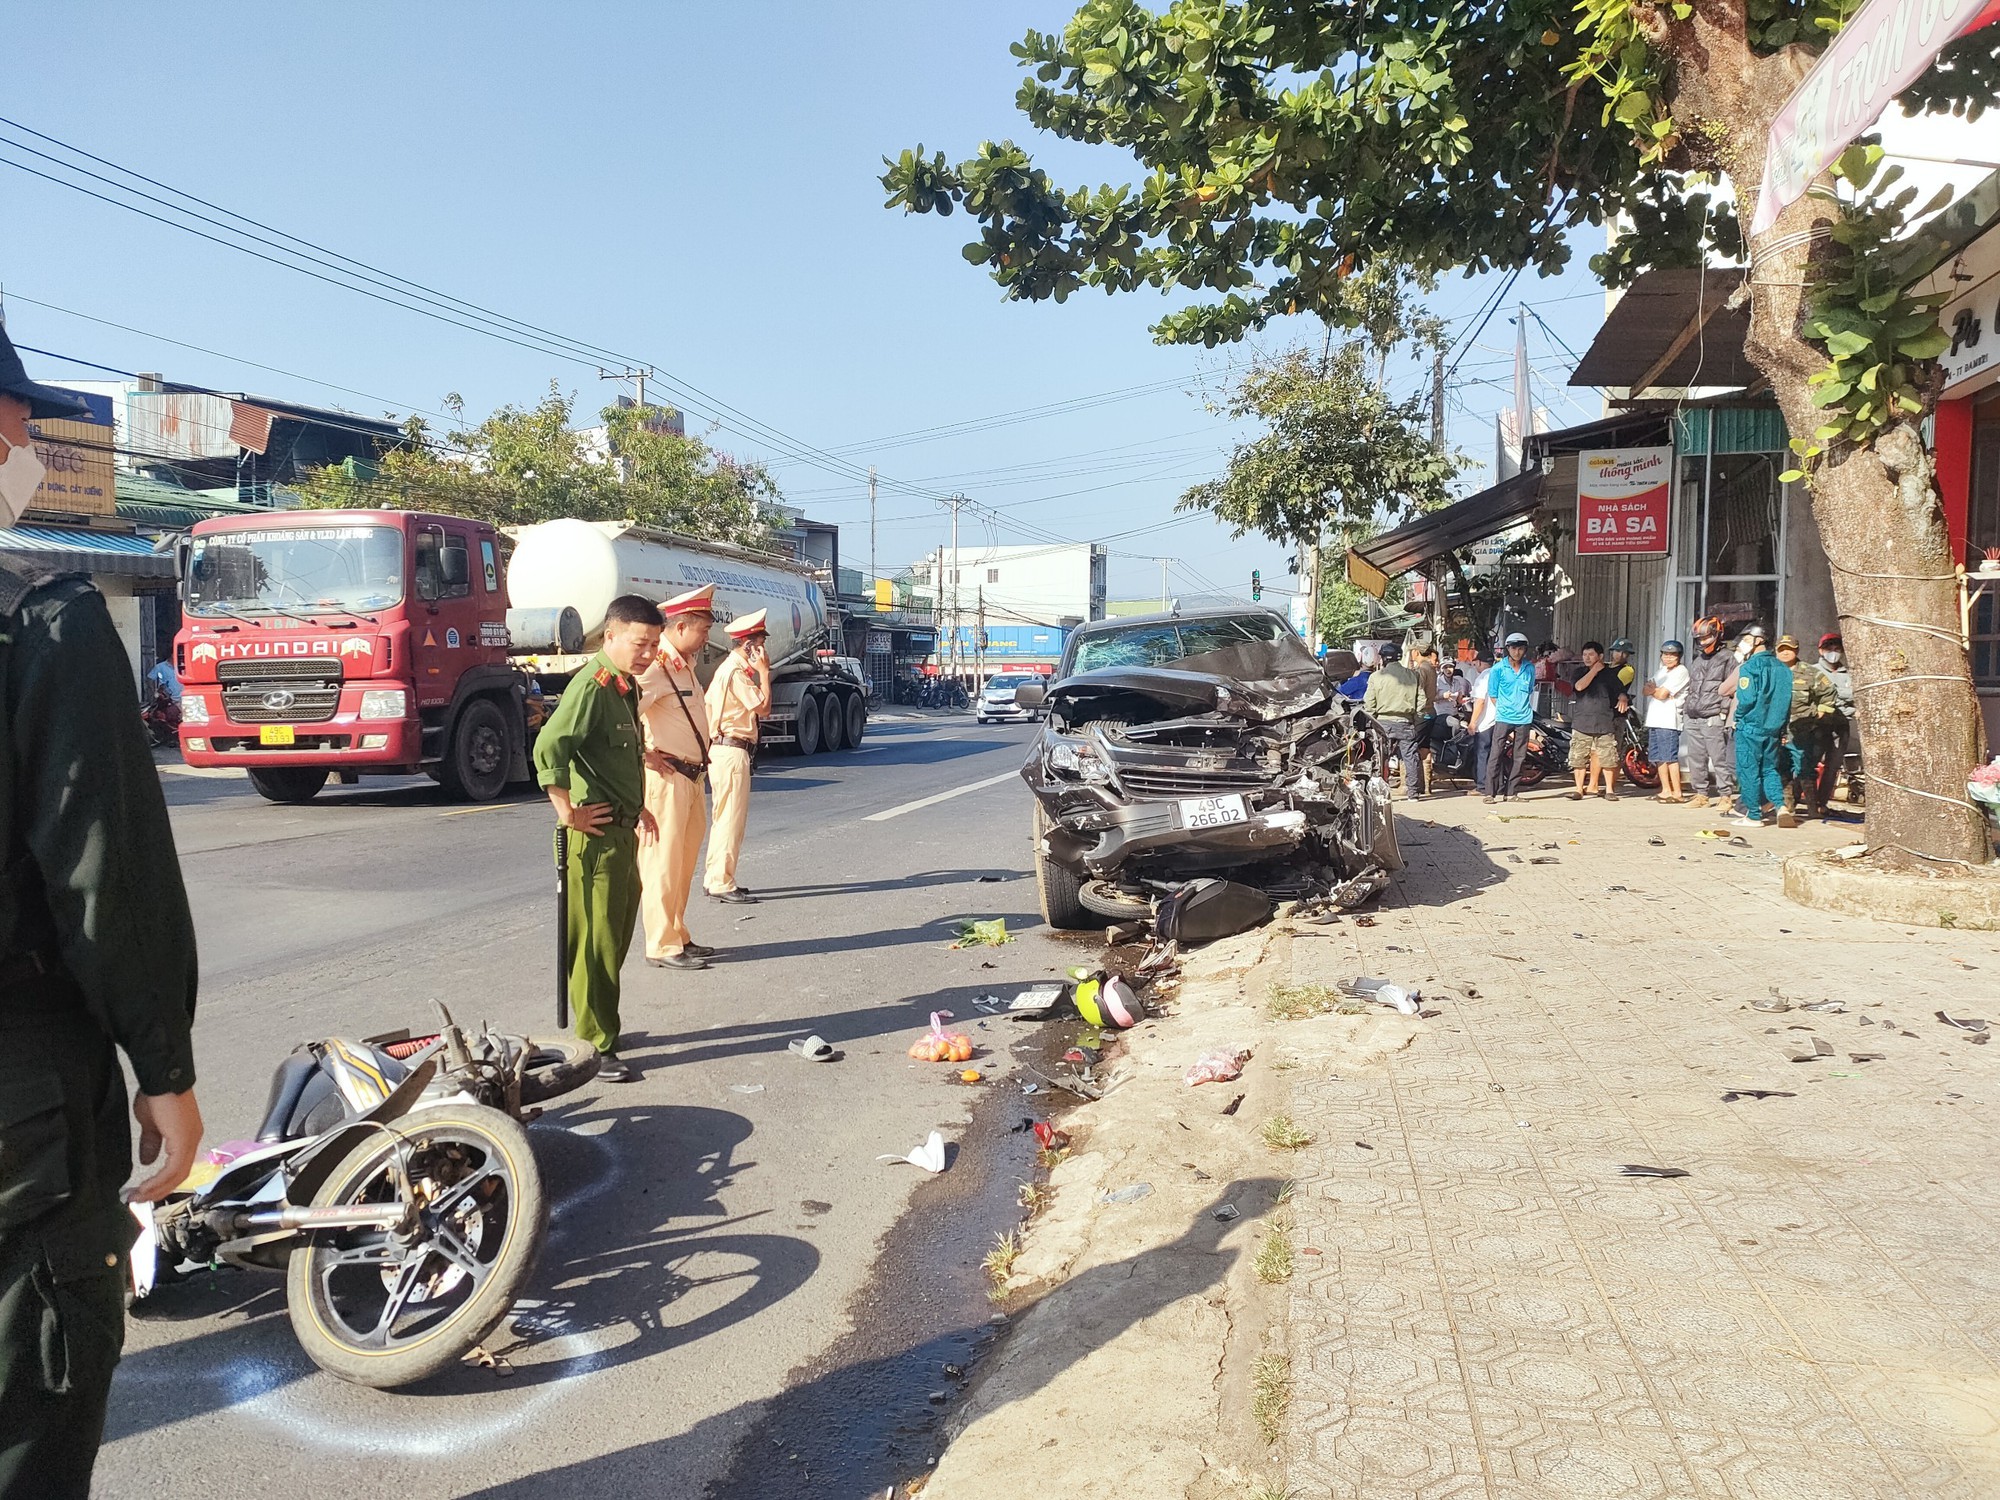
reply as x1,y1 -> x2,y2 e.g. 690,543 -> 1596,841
1013,607 -> 1402,930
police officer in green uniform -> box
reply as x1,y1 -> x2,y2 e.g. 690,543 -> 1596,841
533,594 -> 662,1082
0,329 -> 203,1499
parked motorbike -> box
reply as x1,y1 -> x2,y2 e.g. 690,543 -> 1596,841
130,1004 -> 597,1388
141,684 -> 182,748
1615,709 -> 1660,790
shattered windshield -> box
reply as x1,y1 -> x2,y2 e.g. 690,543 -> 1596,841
186,525 -> 404,617
1070,614 -> 1298,673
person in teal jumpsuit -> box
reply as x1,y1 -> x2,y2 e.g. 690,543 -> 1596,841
1730,624 -> 1793,827
533,595 -> 663,1081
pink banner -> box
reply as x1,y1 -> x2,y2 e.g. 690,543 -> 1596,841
1751,0 -> 2000,234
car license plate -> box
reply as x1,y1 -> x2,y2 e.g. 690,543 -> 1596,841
259,724 -> 296,746
1178,794 -> 1248,829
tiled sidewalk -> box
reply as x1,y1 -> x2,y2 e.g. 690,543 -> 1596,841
1282,788 -> 2000,1499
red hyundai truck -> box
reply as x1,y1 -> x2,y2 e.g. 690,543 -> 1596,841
174,510 -> 533,803
173,507 -> 864,803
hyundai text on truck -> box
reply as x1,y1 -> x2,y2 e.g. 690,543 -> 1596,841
173,511 -> 867,803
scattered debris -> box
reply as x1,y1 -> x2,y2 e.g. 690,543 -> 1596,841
975,874 -> 1006,883
878,1130 -> 948,1173
787,1035 -> 837,1063
1062,1045 -> 1101,1068
1786,1037 -> 1836,1062
1002,983 -> 1067,1020
729,1083 -> 766,1095
1848,1052 -> 1886,1063
1619,1164 -> 1691,1179
1184,1048 -> 1252,1087
1032,1122 -> 1069,1152
1937,1011 -> 1991,1034
950,918 -> 1013,948
1221,1093 -> 1245,1116
1800,1000 -> 1846,1014
1721,1088 -> 1795,1102
1213,1203 -> 1241,1222
1751,996 -> 1792,1013
1529,856 -> 1560,865
1355,915 -> 1377,927
1648,836 -> 1666,847
1073,973 -> 1143,1029
1100,1182 -> 1154,1206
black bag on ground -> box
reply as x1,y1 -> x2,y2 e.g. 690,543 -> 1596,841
1154,879 -> 1273,945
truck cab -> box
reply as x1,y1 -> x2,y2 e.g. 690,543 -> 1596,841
175,510 -> 528,803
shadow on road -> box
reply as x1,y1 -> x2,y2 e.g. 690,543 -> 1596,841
742,868 -> 1024,900
455,1181 -> 1278,1499
699,910 -> 1041,967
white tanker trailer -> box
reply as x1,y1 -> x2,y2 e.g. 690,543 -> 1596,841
505,519 -> 867,755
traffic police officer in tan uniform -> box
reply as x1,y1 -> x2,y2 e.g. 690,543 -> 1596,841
704,609 -> 771,904
637,585 -> 715,970
0,327 -> 204,1499
533,593 -> 663,1082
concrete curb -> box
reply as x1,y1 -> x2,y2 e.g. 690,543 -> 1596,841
1782,848 -> 2000,929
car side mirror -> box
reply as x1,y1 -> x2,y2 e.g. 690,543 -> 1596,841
1013,682 -> 1046,709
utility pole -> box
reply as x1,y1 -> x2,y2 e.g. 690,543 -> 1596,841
868,466 -> 878,614
938,493 -> 968,696
1431,347 -> 1446,451
599,366 -> 656,410
1158,557 -> 1169,609
975,584 -> 986,694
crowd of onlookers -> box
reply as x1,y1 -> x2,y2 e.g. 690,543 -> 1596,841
1338,620 -> 1856,830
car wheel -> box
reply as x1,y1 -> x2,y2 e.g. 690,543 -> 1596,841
795,691 -> 822,755
441,697 -> 511,802
1032,804 -> 1091,930
248,767 -> 328,804
821,691 -> 847,753
844,692 -> 867,747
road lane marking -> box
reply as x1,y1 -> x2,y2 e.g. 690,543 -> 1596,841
864,770 -> 1020,822
437,802 -> 525,818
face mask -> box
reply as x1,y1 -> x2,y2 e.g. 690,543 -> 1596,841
1822,651 -> 1842,666
0,437 -> 45,527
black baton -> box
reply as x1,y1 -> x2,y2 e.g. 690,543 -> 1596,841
554,824 -> 570,1031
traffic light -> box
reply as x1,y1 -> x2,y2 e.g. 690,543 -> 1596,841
1251,569 -> 1262,601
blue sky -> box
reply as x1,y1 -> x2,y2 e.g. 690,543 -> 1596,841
2,2 -> 1611,605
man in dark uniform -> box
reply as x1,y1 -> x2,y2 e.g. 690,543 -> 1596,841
533,594 -> 662,1082
0,327 -> 203,1499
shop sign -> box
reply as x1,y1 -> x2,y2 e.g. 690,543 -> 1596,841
25,416 -> 116,518
1940,231 -> 2000,396
1577,447 -> 1672,556
1751,0 -> 2000,234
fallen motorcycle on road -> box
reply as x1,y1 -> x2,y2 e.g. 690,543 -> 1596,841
129,1004 -> 597,1388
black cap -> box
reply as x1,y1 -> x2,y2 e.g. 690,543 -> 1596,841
0,323 -> 92,420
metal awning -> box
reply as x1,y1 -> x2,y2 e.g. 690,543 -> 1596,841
0,524 -> 178,580
1345,470 -> 1545,597
1569,269 -> 1758,391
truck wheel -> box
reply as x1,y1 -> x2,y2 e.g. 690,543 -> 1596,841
248,768 -> 328,804
820,692 -> 847,753
795,691 -> 823,756
844,692 -> 867,747
1033,804 -> 1091,930
442,698 -> 510,802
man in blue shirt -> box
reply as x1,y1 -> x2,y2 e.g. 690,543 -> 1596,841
1482,632 -> 1537,803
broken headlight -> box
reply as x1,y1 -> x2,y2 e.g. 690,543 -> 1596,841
1047,739 -> 1113,783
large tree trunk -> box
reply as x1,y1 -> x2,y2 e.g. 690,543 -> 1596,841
1662,4 -> 1992,864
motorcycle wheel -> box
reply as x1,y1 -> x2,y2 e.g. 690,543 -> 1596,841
285,1103 -> 546,1389
1516,755 -> 1548,789
516,1037 -> 602,1105
1622,746 -> 1661,789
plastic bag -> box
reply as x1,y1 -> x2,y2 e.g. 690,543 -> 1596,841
1183,1047 -> 1251,1087
909,1011 -> 974,1063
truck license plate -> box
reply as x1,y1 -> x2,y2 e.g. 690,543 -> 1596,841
259,725 -> 296,746
1178,794 -> 1248,830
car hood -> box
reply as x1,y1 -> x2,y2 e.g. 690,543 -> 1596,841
1048,637 -> 1329,723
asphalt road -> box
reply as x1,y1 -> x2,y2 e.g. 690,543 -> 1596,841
95,714 -> 1071,1499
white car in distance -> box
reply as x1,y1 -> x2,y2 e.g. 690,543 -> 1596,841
976,672 -> 1048,724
